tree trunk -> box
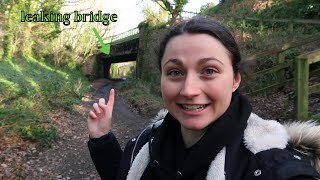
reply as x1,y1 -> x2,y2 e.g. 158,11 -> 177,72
2,4 -> 13,61
17,0 -> 39,57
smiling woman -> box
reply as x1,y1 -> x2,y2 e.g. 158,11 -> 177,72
160,33 -> 241,145
87,15 -> 320,180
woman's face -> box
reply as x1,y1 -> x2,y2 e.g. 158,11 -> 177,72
161,33 -> 241,131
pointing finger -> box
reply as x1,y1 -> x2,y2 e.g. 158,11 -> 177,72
106,89 -> 115,111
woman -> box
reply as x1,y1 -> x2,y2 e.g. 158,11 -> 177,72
87,16 -> 320,180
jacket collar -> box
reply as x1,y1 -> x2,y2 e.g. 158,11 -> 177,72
244,113 -> 289,154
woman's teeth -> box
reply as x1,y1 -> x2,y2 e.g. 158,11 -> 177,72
180,104 -> 207,111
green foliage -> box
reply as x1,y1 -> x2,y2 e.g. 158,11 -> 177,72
1,2 -> 15,61
2,31 -> 13,61
257,0 -> 320,19
200,2 -> 216,14
19,125 -> 58,147
311,113 -> 320,121
142,1 -> 169,27
0,0 -> 97,70
110,62 -> 136,78
0,0 -> 64,61
154,0 -> 189,24
40,0 -> 64,13
0,56 -> 91,146
203,0 -> 320,20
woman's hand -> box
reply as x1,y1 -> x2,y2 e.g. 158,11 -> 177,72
88,89 -> 115,138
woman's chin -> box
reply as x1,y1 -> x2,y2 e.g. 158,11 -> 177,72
180,121 -> 209,132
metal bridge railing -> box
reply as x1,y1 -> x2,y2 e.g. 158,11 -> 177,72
105,11 -> 198,44
105,27 -> 139,44
103,11 -> 199,45
180,11 -> 199,20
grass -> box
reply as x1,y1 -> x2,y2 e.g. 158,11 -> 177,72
0,56 -> 91,147
310,112 -> 320,121
115,78 -> 165,117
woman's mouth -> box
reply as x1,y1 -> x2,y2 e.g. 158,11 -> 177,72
179,104 -> 209,111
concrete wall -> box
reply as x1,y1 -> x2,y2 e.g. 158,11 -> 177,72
81,55 -> 95,78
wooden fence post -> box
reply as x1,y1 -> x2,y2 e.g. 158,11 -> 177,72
277,51 -> 286,83
278,51 -> 285,64
295,57 -> 309,119
288,19 -> 294,34
259,18 -> 264,32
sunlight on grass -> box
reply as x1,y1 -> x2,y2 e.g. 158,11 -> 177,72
8,60 -> 23,74
0,78 -> 20,90
26,56 -> 69,78
25,77 -> 40,92
14,97 -> 36,111
0,57 -> 91,146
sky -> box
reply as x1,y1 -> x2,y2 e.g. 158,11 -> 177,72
104,0 -> 219,34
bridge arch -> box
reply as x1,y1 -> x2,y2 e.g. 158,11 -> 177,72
96,28 -> 140,79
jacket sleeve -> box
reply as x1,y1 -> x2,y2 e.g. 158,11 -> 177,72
88,132 -> 122,180
288,176 -> 319,180
251,148 -> 320,180
88,128 -> 153,180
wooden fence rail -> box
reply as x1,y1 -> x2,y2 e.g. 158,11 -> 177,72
295,49 -> 320,119
242,35 -> 320,96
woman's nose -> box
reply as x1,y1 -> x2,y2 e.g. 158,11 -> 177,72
179,75 -> 200,98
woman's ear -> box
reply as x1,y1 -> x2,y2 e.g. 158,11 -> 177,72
232,73 -> 241,92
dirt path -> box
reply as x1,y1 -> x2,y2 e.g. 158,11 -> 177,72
0,79 -> 150,179
1,79 -> 318,179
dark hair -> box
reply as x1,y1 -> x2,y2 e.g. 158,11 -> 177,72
157,15 -> 241,74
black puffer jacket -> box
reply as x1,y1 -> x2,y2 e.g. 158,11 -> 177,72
88,116 -> 320,180
88,94 -> 320,180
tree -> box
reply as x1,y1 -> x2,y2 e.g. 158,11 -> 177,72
56,0 -> 113,68
0,0 -> 110,68
1,1 -> 15,61
200,2 -> 215,14
1,0 -> 63,61
152,0 -> 189,24
142,1 -> 169,26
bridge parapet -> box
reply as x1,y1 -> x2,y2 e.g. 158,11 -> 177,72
104,27 -> 139,45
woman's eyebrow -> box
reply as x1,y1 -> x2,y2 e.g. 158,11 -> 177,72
199,57 -> 224,65
163,57 -> 224,67
163,58 -> 183,67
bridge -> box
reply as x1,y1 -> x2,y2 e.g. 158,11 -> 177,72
95,11 -> 200,78
96,27 -> 140,78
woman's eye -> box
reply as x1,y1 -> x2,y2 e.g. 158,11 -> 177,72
167,70 -> 183,77
204,68 -> 216,75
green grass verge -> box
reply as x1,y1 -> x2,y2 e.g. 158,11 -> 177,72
115,78 -> 165,117
0,56 -> 91,147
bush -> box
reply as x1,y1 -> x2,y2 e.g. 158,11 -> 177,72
19,125 -> 58,147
